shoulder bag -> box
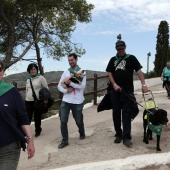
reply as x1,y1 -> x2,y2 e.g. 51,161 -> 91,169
29,79 -> 49,113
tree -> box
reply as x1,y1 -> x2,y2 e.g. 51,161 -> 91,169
154,20 -> 169,76
0,0 -> 33,70
0,0 -> 94,74
167,46 -> 170,61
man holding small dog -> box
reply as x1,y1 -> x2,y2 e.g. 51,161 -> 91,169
57,53 -> 86,149
106,38 -> 148,147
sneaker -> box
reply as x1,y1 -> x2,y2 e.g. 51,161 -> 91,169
35,132 -> 41,137
123,139 -> 132,147
58,142 -> 69,149
35,128 -> 42,137
79,134 -> 85,140
114,136 -> 122,143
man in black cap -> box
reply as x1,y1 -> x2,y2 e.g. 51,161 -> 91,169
106,39 -> 148,147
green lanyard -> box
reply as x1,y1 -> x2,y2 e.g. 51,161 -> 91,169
115,54 -> 130,67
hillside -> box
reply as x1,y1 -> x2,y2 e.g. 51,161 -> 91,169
3,70 -> 139,100
3,70 -> 109,100
4,70 -> 107,86
4,70 -> 139,86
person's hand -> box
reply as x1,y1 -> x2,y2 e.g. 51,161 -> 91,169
142,85 -> 149,93
67,87 -> 74,93
113,83 -> 121,91
43,98 -> 48,104
65,79 -> 71,85
27,139 -> 35,159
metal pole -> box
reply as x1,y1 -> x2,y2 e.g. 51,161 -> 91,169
147,56 -> 149,75
147,52 -> 151,75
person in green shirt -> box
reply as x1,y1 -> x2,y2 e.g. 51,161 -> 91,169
161,61 -> 170,98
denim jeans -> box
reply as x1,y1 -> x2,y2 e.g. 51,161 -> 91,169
59,101 -> 85,143
0,141 -> 21,170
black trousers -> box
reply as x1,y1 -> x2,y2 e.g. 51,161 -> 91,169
164,82 -> 170,96
25,101 -> 42,133
110,89 -> 133,140
0,142 -> 21,170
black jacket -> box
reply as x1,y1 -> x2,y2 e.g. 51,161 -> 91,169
39,87 -> 54,109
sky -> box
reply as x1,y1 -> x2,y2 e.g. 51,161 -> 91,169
5,0 -> 170,76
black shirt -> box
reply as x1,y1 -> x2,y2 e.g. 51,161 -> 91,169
0,87 -> 29,150
106,54 -> 142,91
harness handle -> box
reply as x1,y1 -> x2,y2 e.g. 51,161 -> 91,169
120,88 -> 153,114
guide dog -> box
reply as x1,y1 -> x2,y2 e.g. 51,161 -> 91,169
143,108 -> 168,151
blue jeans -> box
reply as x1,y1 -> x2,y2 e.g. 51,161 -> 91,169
59,101 -> 85,143
0,141 -> 21,170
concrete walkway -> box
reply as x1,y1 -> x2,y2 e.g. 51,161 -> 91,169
17,81 -> 170,170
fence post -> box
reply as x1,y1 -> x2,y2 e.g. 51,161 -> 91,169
12,81 -> 17,87
59,92 -> 63,106
93,73 -> 97,105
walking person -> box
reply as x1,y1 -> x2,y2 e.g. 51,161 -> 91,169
25,63 -> 49,137
161,61 -> 170,98
106,38 -> 148,147
57,53 -> 86,149
0,61 -> 35,170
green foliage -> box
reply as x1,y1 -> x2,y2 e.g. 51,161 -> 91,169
0,0 -> 94,70
154,20 -> 169,76
167,46 -> 170,61
46,94 -> 94,118
84,95 -> 93,104
144,70 -> 158,79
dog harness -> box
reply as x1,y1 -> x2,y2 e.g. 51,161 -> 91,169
144,112 -> 163,136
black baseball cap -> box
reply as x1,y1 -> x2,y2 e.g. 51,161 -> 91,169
115,40 -> 126,50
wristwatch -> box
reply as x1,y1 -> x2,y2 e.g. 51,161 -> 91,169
142,84 -> 147,87
25,136 -> 32,143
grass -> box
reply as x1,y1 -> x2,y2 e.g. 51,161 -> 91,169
40,95 -> 94,120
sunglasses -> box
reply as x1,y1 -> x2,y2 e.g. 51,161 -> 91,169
0,67 -> 3,72
117,48 -> 125,51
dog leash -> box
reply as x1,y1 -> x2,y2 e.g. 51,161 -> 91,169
120,88 -> 153,114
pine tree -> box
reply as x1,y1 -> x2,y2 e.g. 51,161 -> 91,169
167,46 -> 170,61
154,20 -> 169,76
0,0 -> 94,73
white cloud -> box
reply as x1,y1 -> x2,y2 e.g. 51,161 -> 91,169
84,0 -> 170,33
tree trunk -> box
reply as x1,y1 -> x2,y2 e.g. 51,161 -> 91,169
35,42 -> 44,75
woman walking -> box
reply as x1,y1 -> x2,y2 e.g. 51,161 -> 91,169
25,63 -> 49,137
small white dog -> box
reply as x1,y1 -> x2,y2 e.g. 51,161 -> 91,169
61,70 -> 84,89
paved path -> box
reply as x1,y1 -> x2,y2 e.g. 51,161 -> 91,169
17,84 -> 170,170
